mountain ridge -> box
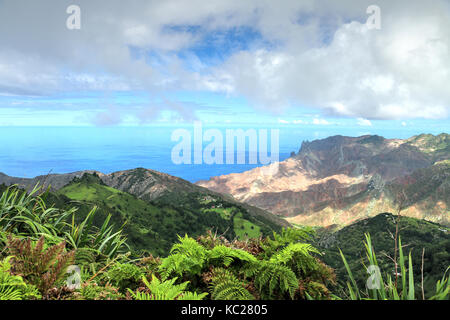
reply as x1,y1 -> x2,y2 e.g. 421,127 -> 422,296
196,133 -> 450,227
0,167 -> 290,231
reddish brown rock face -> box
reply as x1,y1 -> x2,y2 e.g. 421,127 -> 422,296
196,134 -> 450,227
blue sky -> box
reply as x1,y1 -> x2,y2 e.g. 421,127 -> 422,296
0,0 -> 449,135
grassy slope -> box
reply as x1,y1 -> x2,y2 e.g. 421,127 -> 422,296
53,174 -> 278,256
152,187 -> 283,238
57,182 -> 224,256
101,167 -> 290,231
406,133 -> 450,161
233,212 -> 261,239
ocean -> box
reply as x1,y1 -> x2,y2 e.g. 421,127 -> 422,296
0,125 -> 440,182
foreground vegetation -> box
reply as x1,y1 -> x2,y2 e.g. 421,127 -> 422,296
0,185 -> 448,300
317,213 -> 450,298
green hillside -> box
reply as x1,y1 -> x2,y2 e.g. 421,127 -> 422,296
406,133 -> 450,160
50,173 -> 278,256
316,213 -> 450,298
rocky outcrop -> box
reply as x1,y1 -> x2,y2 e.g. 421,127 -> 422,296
0,170 -> 98,191
197,134 -> 450,227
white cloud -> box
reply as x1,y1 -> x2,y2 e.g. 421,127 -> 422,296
278,119 -> 290,124
312,118 -> 331,125
207,1 -> 450,120
357,118 -> 372,126
0,0 -> 449,121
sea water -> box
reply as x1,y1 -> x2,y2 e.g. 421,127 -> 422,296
0,125 -> 441,182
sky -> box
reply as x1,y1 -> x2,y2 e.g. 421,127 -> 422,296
0,0 -> 449,134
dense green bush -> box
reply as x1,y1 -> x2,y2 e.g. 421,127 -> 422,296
104,262 -> 144,292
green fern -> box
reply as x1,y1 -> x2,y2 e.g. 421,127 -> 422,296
170,234 -> 208,257
6,236 -> 75,295
269,242 -> 320,275
248,261 -> 298,299
0,257 -> 40,300
128,275 -> 207,300
178,291 -> 209,300
209,268 -> 254,300
159,235 -> 208,279
208,245 -> 257,267
264,227 -> 314,256
159,252 -> 204,280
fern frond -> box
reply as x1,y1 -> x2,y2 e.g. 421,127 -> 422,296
209,268 -> 254,300
270,243 -> 320,275
128,275 -> 207,300
159,235 -> 208,279
0,256 -> 40,300
6,236 -> 74,295
250,261 -> 298,299
178,291 -> 209,300
171,235 -> 207,258
208,245 -> 257,267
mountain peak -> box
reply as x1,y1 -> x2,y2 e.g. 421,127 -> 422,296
70,172 -> 105,186
297,134 -> 389,157
198,133 -> 449,227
